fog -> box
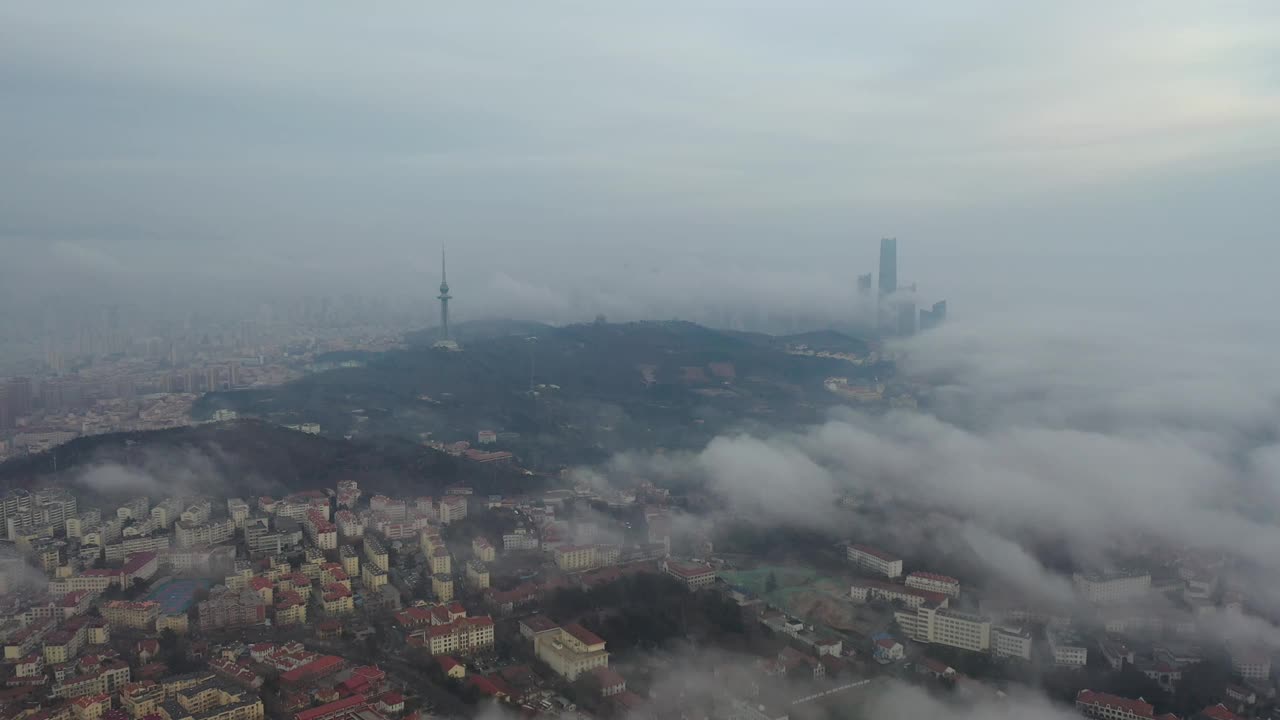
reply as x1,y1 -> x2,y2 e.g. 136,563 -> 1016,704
1,2 -> 1277,333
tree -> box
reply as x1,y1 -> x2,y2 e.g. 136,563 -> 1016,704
764,572 -> 778,593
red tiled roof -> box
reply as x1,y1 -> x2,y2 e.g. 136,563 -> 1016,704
121,552 -> 158,574
379,692 -> 404,706
468,675 -> 512,697
1076,690 -> 1154,719
280,655 -> 344,684
907,571 -> 959,584
294,694 -> 366,720
1200,705 -> 1240,720
438,656 -> 462,672
564,623 -> 604,647
590,667 -> 625,688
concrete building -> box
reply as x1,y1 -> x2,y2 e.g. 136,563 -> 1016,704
850,579 -> 946,609
466,560 -> 490,590
1076,690 -> 1161,720
895,604 -> 992,653
535,623 -> 609,680
663,560 -> 717,590
905,572 -> 960,598
431,573 -> 454,602
1048,627 -> 1089,668
553,545 -> 599,573
1073,571 -> 1152,605
407,613 -> 492,655
176,518 -> 236,548
993,626 -> 1033,660
364,536 -> 389,572
847,544 -> 903,578
1230,647 -> 1272,680
472,537 -> 496,562
102,600 -> 161,630
198,586 -> 267,631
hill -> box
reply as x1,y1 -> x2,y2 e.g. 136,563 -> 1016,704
0,420 -> 541,503
192,320 -> 890,470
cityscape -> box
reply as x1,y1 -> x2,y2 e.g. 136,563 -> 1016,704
1,5 -> 1278,720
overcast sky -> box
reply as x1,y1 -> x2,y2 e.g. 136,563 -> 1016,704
2,2 -> 1278,325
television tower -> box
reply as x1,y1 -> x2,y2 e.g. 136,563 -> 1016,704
437,247 -> 452,341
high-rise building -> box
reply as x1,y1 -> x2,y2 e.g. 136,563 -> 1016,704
878,238 -> 897,297
856,273 -> 872,295
919,300 -> 947,331
5,378 -> 32,416
896,301 -> 917,337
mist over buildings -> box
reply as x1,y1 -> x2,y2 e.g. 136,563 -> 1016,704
0,3 -> 1277,336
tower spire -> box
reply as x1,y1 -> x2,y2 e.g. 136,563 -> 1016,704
437,246 -> 452,341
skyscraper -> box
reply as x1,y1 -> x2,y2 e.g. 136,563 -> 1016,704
437,247 -> 452,341
878,238 -> 897,297
919,300 -> 948,331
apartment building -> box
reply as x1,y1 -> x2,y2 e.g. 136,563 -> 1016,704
1075,690 -> 1159,720
993,626 -> 1033,660
1073,571 -> 1152,605
414,616 -> 496,656
850,579 -> 946,609
472,537 -> 496,562
466,560 -> 490,590
364,536 -> 389,572
103,600 -> 161,630
905,571 -> 961,598
175,518 -> 236,548
1048,627 -> 1089,667
847,544 -> 903,578
663,561 -> 717,590
895,603 -> 992,652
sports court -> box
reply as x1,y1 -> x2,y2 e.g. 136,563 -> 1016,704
144,578 -> 211,614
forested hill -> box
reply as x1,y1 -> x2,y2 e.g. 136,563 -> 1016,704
0,420 -> 538,503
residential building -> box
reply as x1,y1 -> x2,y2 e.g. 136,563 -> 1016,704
1230,647 -> 1271,680
1076,690 -> 1162,720
553,545 -> 599,573
1074,571 -> 1152,605
429,547 -> 451,575
905,571 -> 960,598
895,603 -> 992,652
1048,627 -> 1089,667
423,616 -> 495,656
850,578 -> 946,609
466,560 -> 490,590
503,528 -> 539,551
103,600 -> 161,630
432,573 -> 454,602
847,544 -> 903,578
473,537 -> 495,562
364,536 -> 389,571
176,518 -> 236,548
663,560 -> 717,590
438,495 -> 467,524
993,626 -> 1033,660
121,680 -> 166,718
535,623 -> 610,680
198,586 -> 267,631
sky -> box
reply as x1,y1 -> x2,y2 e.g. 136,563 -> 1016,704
1,2 -> 1278,327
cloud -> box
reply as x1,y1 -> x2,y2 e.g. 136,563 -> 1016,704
865,681 -> 1079,720
73,445 -> 251,501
